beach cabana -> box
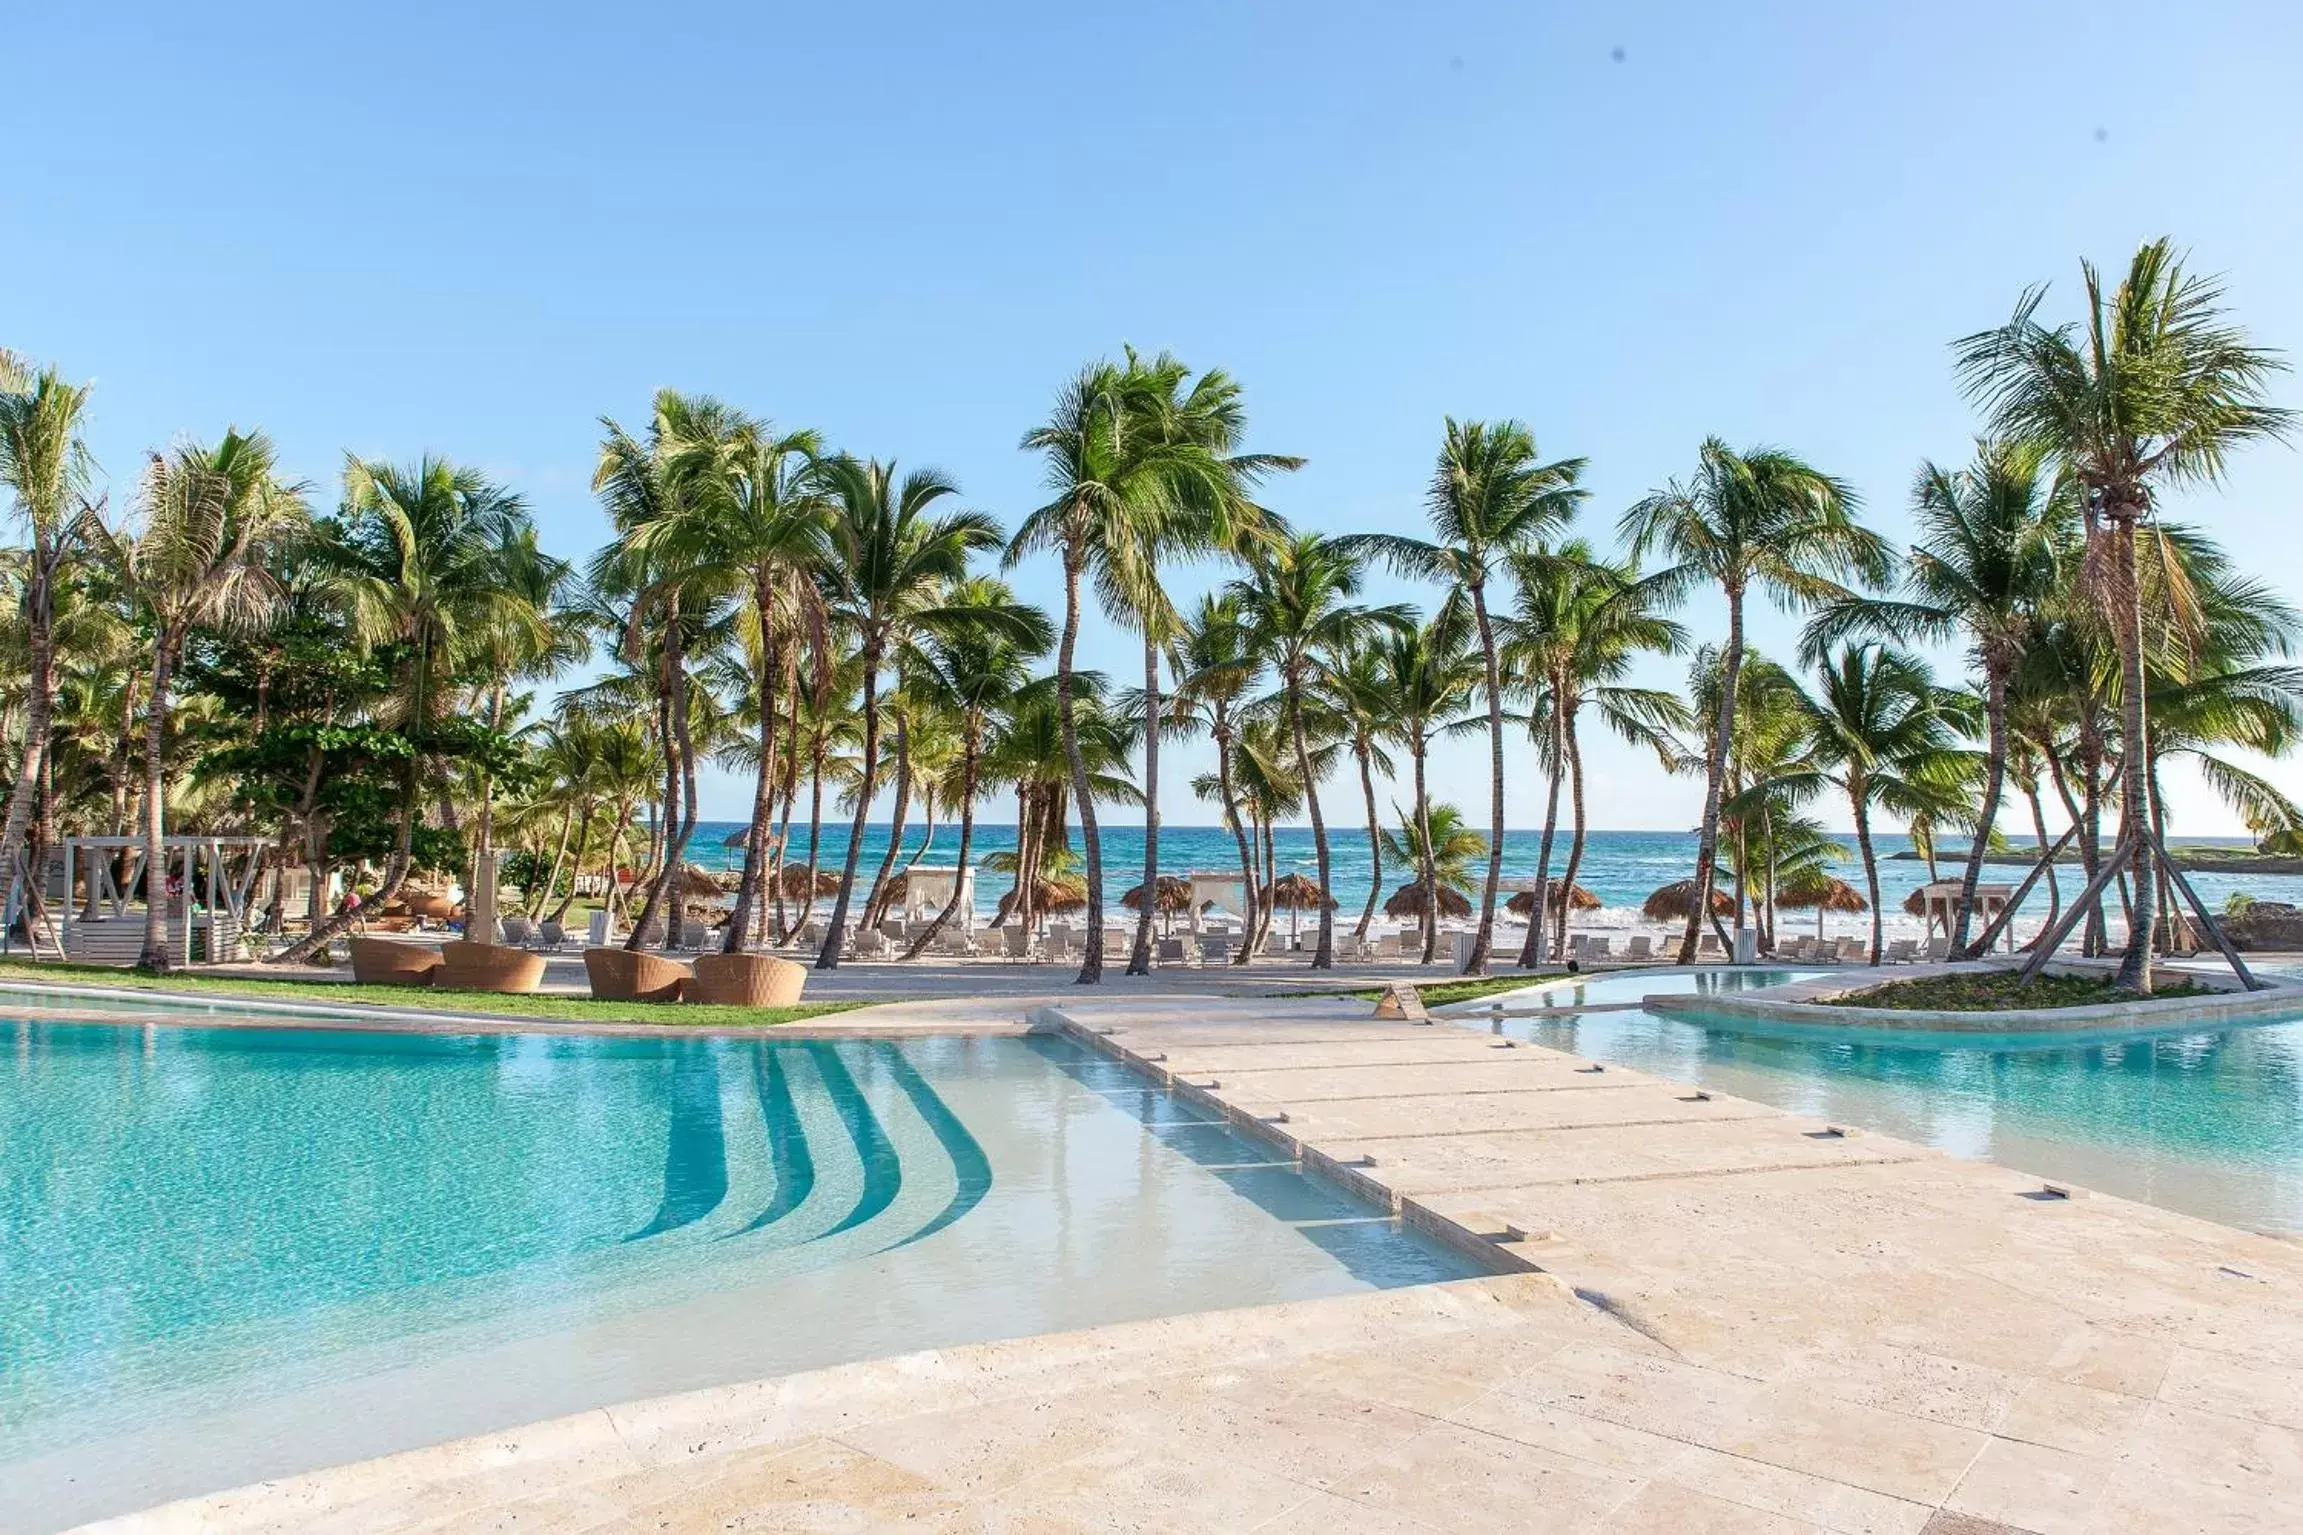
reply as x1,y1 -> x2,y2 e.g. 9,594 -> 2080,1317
1184,869 -> 1246,932
1910,880 -> 2015,952
891,866 -> 976,931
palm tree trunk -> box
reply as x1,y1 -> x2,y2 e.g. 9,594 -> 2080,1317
551,809 -> 594,924
1466,583 -> 1506,974
627,616 -> 689,951
860,705 -> 912,932
534,803 -> 574,919
1413,739 -> 1439,964
1852,780 -> 1884,963
1557,719 -> 1590,964
136,634 -> 177,971
726,587 -> 781,952
1681,588 -> 1745,963
818,642 -> 881,969
788,738 -> 827,944
0,537 -> 57,946
2026,783 -> 2060,943
2110,521 -> 2157,993
1951,666 -> 2011,957
1287,678 -> 1335,969
1355,742 -> 1383,942
1055,551 -> 1104,984
1215,720 -> 1259,966
1128,634 -> 1160,975
904,723 -> 979,959
1521,702 -> 1563,968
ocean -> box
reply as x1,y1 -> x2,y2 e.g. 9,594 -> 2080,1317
679,822 -> 2303,939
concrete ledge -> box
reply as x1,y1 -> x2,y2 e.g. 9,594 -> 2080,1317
1646,960 -> 2303,1035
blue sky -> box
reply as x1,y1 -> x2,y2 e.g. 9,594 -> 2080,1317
8,1 -> 2302,832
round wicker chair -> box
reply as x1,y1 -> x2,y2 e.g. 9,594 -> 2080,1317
687,952 -> 807,1008
348,937 -> 442,986
438,940 -> 547,994
583,947 -> 692,1003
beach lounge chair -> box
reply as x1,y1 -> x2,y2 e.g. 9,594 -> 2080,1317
1779,936 -> 1810,961
1836,937 -> 1868,963
1625,936 -> 1653,962
1586,937 -> 1612,962
687,952 -> 805,1007
848,928 -> 888,959
584,946 -> 691,1002
1156,935 -> 1187,964
1887,938 -> 1917,963
349,936 -> 441,986
1698,933 -> 1721,957
500,916 -> 537,948
1002,925 -> 1032,960
1044,927 -> 1071,963
540,917 -> 569,950
1200,932 -> 1232,966
440,940 -> 547,994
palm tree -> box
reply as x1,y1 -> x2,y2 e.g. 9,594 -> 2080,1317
273,457 -> 543,964
1504,545 -> 1687,963
0,361 -> 97,938
1804,439 -> 2070,957
1381,801 -> 1486,906
110,432 -> 310,970
815,455 -> 1004,968
1231,534 -> 1405,967
1955,238 -> 2292,991
899,577 -> 1053,957
1325,636 -> 1399,943
1371,609 -> 1480,962
1169,595 -> 1267,960
1621,440 -> 1889,963
1342,420 -> 1584,972
1782,645 -> 1967,962
1011,357 -> 1290,983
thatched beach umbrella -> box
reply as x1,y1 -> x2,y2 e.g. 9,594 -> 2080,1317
1384,881 -> 1471,920
775,864 -> 842,899
1780,876 -> 1867,939
1262,872 -> 1336,943
1641,879 -> 1734,923
1123,876 -> 1195,934
992,876 -> 1089,929
1903,886 -> 1930,917
1505,882 -> 1601,916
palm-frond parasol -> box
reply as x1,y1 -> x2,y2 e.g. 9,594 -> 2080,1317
1505,882 -> 1601,916
1384,881 -> 1471,920
1781,875 -> 1867,939
1641,879 -> 1734,922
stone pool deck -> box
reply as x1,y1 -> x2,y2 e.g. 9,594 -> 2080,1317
86,991 -> 2303,1533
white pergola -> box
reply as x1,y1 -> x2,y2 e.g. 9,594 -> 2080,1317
61,836 -> 270,966
1913,880 -> 2017,954
896,866 -> 977,932
1184,870 -> 1246,932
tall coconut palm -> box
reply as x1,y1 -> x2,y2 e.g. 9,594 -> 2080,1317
899,577 -> 1053,957
109,432 -> 310,969
1504,545 -> 1687,963
0,362 -> 98,938
1169,595 -> 1267,960
1342,420 -> 1585,972
1231,534 -> 1406,967
1324,636 -> 1400,942
1371,608 -> 1480,963
814,455 -> 1004,968
1780,645 -> 1968,962
273,458 -> 544,964
1804,439 -> 2071,957
1955,238 -> 2292,991
1621,440 -> 1889,963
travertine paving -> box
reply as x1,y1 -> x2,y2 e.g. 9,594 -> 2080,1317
88,992 -> 2303,1533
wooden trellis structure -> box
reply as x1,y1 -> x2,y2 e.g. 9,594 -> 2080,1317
60,836 -> 271,966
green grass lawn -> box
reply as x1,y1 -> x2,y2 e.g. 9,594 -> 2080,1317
1825,968 -> 2209,1012
0,958 -> 863,1029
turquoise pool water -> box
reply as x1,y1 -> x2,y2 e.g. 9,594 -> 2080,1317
1,1017 -> 1476,1530
1474,999 -> 2303,1235
1457,967 -> 1827,1011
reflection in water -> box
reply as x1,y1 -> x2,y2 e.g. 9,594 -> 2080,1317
1477,1005 -> 2303,1231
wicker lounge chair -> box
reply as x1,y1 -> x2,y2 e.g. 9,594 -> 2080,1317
439,940 -> 547,994
349,936 -> 442,986
687,952 -> 806,1007
583,946 -> 691,1002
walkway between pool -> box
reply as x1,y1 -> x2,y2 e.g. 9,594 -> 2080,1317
90,992 -> 2303,1533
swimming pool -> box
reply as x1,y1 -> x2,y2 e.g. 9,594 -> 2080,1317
1454,966 -> 1828,1012
1471,998 -> 2303,1237
1,1016 -> 1477,1530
